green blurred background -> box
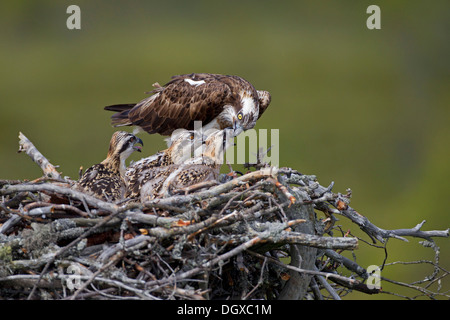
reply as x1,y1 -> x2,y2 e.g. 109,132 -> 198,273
1,1 -> 448,299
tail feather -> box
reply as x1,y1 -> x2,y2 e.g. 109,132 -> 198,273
104,103 -> 136,112
104,104 -> 136,126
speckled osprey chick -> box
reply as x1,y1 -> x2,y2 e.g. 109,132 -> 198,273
125,129 -> 204,200
140,128 -> 234,201
75,131 -> 143,202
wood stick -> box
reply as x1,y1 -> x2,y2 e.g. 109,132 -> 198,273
18,132 -> 62,180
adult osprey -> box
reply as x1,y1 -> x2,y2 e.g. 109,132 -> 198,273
104,73 -> 271,137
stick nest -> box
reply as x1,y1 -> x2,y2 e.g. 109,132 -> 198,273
0,133 -> 448,300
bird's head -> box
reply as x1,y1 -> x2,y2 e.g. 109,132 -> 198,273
105,131 -> 143,169
227,91 -> 260,137
196,128 -> 234,165
167,129 -> 205,164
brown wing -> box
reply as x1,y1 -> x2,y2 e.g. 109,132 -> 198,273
126,74 -> 238,135
77,164 -> 124,201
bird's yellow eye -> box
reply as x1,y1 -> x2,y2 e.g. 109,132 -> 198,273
237,113 -> 243,120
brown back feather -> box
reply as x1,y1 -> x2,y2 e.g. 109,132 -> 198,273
106,73 -> 259,136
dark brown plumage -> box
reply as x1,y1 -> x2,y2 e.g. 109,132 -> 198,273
140,129 -> 234,201
104,73 -> 271,137
75,131 -> 143,202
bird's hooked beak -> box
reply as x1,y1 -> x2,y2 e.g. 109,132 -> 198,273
222,128 -> 234,150
232,120 -> 244,137
133,137 -> 144,152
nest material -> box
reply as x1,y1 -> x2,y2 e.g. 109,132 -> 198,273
0,166 -> 361,300
0,132 -> 448,300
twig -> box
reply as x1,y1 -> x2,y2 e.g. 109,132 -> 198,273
69,251 -> 124,300
247,251 -> 361,289
2,132 -> 448,300
262,231 -> 358,250
17,132 -> 63,180
283,171 -> 450,244
145,236 -> 265,289
141,167 -> 279,209
314,272 -> 341,300
242,256 -> 267,300
26,207 -> 127,299
1,182 -> 118,212
24,202 -> 89,217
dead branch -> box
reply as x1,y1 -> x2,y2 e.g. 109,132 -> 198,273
0,133 -> 448,301
17,132 -> 63,181
282,169 -> 449,243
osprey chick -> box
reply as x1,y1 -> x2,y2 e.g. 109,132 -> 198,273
125,129 -> 204,199
140,128 -> 234,201
76,131 -> 143,202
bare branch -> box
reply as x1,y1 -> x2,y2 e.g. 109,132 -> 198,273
17,132 -> 63,181
1,133 -> 448,300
